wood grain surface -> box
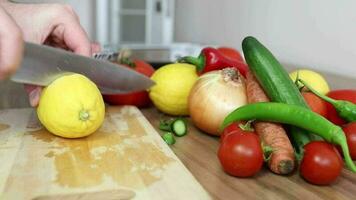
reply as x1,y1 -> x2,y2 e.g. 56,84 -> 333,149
0,106 -> 210,200
141,107 -> 356,200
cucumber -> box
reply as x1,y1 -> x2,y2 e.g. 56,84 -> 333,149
171,119 -> 187,137
162,132 -> 176,145
159,118 -> 188,137
241,36 -> 321,157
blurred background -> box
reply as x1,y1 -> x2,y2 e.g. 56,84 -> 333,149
12,0 -> 356,78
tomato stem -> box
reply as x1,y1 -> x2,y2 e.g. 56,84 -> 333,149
239,120 -> 255,132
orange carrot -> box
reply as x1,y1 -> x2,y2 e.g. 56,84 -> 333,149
246,71 -> 295,175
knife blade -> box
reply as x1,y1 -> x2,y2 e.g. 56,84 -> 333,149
10,42 -> 155,94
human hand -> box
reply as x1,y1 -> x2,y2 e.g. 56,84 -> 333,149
0,5 -> 23,81
1,2 -> 99,107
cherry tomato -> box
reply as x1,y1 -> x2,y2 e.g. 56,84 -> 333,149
342,122 -> 356,160
217,47 -> 244,62
326,90 -> 356,125
302,92 -> 328,117
103,59 -> 155,107
218,129 -> 263,177
300,141 -> 343,185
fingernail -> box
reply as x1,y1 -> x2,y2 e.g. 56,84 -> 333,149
29,87 -> 41,107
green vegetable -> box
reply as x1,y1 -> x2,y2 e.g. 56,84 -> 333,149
162,132 -> 176,145
171,119 -> 187,136
221,102 -> 356,172
298,79 -> 356,122
241,36 -> 322,156
159,118 -> 188,137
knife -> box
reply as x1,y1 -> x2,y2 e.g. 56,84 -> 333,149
10,42 -> 155,94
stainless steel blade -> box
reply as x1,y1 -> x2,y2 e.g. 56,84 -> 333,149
10,42 -> 155,94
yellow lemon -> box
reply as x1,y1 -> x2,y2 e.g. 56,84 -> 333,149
289,69 -> 330,95
149,63 -> 198,115
37,73 -> 105,138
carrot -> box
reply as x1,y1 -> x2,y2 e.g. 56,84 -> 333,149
246,71 -> 295,175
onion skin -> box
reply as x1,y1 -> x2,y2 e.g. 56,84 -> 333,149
188,68 -> 247,136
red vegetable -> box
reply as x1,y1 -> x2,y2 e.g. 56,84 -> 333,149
217,47 -> 244,62
103,59 -> 155,107
302,92 -> 328,118
326,90 -> 356,125
300,141 -> 343,185
178,47 -> 248,77
342,122 -> 356,160
218,126 -> 263,177
220,122 -> 240,142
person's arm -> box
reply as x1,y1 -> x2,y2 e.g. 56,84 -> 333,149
0,5 -> 23,80
1,1 -> 98,107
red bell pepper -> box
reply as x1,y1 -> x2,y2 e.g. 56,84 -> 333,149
217,47 -> 244,62
178,47 -> 248,77
102,58 -> 155,107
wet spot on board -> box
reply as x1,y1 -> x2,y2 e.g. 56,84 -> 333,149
0,123 -> 10,132
29,108 -> 175,189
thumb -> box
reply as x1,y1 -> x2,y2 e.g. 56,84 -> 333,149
24,84 -> 42,107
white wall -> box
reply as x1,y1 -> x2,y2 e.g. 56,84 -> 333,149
174,0 -> 356,78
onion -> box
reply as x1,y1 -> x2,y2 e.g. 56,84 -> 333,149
188,68 -> 247,136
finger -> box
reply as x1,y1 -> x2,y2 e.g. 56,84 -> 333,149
0,7 -> 24,80
44,38 -> 70,51
24,84 -> 42,107
61,22 -> 91,56
53,18 -> 91,57
91,42 -> 101,55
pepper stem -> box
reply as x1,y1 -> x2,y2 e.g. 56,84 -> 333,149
298,79 -> 337,104
178,55 -> 205,72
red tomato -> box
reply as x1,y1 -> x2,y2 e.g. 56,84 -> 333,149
326,90 -> 356,125
220,122 -> 240,142
218,128 -> 263,177
342,122 -> 356,160
300,141 -> 343,185
302,92 -> 328,117
103,59 -> 155,107
217,47 -> 244,62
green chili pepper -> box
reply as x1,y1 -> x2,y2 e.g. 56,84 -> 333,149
221,102 -> 356,172
298,79 -> 356,122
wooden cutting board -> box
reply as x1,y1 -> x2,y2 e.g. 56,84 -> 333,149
0,106 -> 211,200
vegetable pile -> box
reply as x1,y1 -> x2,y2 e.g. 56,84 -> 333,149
109,41 -> 356,186
219,37 -> 356,185
178,38 -> 356,186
